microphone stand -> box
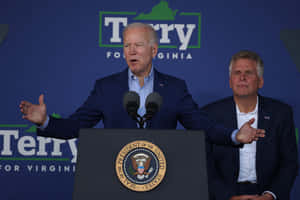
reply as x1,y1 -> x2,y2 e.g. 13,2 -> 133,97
135,114 -> 152,129
136,114 -> 145,129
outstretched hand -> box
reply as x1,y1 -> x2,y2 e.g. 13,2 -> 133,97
236,118 -> 265,144
19,94 -> 47,126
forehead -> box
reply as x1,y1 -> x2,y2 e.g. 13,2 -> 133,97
232,58 -> 257,71
123,27 -> 150,42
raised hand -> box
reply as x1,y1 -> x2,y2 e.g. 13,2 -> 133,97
236,118 -> 265,144
19,94 -> 47,126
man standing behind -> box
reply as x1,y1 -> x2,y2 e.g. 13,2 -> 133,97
202,50 -> 298,200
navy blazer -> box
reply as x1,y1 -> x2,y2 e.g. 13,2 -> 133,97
38,68 -> 234,146
202,96 -> 299,200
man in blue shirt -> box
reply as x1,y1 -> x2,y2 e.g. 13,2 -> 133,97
19,23 -> 265,145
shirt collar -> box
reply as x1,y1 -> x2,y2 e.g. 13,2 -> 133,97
128,66 -> 154,81
236,96 -> 259,116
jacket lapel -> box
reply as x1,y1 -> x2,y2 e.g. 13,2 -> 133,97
146,69 -> 168,128
115,68 -> 137,128
153,69 -> 168,95
116,68 -> 129,92
256,95 -> 271,182
229,97 -> 240,181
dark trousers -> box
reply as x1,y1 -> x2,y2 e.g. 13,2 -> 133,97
236,182 -> 260,195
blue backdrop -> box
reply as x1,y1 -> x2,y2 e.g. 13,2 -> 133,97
0,0 -> 299,199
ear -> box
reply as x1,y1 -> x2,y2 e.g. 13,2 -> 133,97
151,44 -> 158,58
258,77 -> 264,89
229,76 -> 233,89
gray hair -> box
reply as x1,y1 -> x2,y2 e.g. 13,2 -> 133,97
229,50 -> 264,77
122,22 -> 159,46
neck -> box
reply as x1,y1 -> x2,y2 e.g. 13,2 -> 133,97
134,65 -> 152,87
138,78 -> 144,87
234,95 -> 258,113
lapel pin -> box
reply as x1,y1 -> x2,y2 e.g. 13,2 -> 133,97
264,116 -> 270,120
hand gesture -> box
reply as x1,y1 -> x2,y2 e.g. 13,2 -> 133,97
236,118 -> 265,144
19,94 -> 47,126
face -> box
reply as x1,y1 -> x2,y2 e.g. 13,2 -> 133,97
123,27 -> 158,77
229,58 -> 264,98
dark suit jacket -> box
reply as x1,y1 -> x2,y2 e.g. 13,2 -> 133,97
202,96 -> 299,200
38,68 -> 234,146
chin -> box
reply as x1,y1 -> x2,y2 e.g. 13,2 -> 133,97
235,93 -> 256,98
131,68 -> 141,74
129,66 -> 139,72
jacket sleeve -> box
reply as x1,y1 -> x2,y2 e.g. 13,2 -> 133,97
38,80 -> 104,139
177,81 -> 235,146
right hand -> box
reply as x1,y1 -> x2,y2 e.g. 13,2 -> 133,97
19,94 -> 47,126
236,118 -> 265,144
230,195 -> 259,200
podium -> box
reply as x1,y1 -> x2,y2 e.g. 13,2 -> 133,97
73,129 -> 209,200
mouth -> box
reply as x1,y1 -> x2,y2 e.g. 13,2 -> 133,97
238,84 -> 248,87
130,59 -> 139,63
128,59 -> 140,66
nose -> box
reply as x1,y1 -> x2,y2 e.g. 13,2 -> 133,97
239,73 -> 246,80
129,45 -> 137,54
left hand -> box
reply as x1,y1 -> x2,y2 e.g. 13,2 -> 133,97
236,118 -> 265,144
230,195 -> 258,200
251,193 -> 274,200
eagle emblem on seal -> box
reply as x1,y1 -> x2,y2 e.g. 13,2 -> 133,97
131,153 -> 154,180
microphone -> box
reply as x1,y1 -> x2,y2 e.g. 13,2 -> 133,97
123,91 -> 140,120
144,92 -> 163,120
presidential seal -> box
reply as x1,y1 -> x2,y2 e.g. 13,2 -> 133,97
115,140 -> 167,192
